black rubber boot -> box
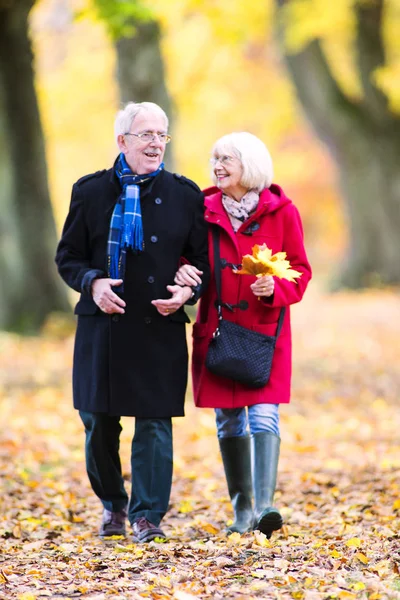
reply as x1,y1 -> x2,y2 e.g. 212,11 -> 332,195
219,435 -> 253,534
252,432 -> 283,538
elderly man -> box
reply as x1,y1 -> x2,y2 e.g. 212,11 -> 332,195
56,102 -> 209,542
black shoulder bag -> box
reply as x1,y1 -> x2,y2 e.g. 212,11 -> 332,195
205,227 -> 286,388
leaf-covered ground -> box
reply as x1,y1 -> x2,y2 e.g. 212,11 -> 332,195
1,287 -> 400,600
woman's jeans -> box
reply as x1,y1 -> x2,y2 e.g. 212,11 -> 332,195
215,404 -> 280,438
79,411 -> 173,526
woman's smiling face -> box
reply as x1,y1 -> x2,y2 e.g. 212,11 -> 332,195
212,153 -> 248,201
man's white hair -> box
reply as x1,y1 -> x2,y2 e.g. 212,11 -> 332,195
114,102 -> 169,141
211,132 -> 274,191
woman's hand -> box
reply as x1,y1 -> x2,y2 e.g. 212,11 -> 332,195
251,275 -> 274,298
174,264 -> 203,287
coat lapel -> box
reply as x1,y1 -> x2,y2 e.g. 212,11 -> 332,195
104,167 -> 121,218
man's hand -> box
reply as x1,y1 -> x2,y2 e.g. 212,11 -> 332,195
91,278 -> 126,314
174,264 -> 203,287
151,285 -> 192,316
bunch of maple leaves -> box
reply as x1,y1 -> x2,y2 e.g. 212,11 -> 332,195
235,244 -> 302,282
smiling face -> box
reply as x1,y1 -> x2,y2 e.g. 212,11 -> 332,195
117,109 -> 168,175
212,153 -> 248,201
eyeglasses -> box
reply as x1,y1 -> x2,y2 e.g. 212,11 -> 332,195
124,131 -> 171,144
210,155 -> 236,166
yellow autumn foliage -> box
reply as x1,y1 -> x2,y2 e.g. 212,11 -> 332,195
235,244 -> 302,282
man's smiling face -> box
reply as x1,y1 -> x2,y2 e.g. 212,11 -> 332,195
118,109 -> 168,175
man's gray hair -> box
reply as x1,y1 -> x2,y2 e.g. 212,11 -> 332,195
211,132 -> 274,191
114,102 -> 169,141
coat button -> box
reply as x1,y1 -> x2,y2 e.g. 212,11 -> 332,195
112,315 -> 119,322
155,197 -> 162,205
150,235 -> 158,243
144,317 -> 152,324
147,275 -> 155,283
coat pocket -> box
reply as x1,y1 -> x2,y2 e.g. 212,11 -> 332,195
74,297 -> 98,315
169,309 -> 190,324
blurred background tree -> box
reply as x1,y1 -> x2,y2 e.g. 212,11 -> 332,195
275,0 -> 400,288
0,0 -> 69,333
88,0 -> 175,170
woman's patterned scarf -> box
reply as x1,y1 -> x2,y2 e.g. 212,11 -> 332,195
107,153 -> 164,290
222,190 -> 260,232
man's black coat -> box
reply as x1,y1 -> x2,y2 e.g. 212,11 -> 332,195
56,166 -> 209,417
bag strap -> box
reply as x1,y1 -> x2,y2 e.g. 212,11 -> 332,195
275,305 -> 286,338
211,226 -> 223,318
211,225 -> 286,339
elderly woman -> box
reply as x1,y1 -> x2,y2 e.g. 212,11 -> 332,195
175,132 -> 311,538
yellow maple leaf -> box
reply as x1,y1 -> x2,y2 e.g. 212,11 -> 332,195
253,530 -> 271,547
178,500 -> 193,514
0,571 -> 9,584
234,244 -> 302,282
352,582 -> 366,591
345,538 -> 362,548
227,531 -> 242,544
355,552 -> 369,564
201,522 -> 219,534
26,569 -> 41,576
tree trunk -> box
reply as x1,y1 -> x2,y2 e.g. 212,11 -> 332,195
0,0 -> 69,332
275,0 -> 400,288
335,126 -> 400,287
115,19 -> 176,171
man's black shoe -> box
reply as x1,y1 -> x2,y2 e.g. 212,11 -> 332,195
99,507 -> 127,537
132,516 -> 166,542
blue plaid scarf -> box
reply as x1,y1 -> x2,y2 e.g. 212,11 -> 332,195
107,153 -> 164,289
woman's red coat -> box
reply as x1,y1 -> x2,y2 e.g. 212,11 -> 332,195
192,184 -> 312,408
